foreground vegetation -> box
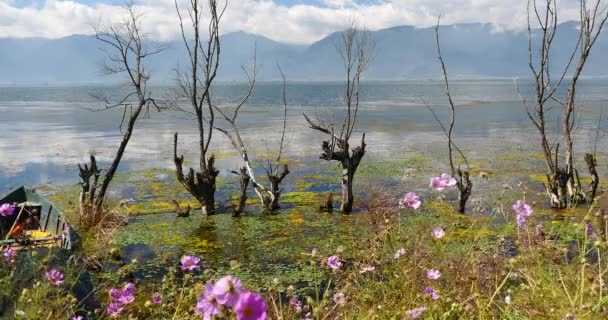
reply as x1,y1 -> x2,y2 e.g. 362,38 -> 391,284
2,172 -> 607,319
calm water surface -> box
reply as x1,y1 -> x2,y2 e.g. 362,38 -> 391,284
1,80 -> 607,193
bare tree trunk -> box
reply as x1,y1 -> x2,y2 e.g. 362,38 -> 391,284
174,133 -> 218,215
266,164 -> 290,211
303,23 -> 372,215
232,167 -> 250,217
79,4 -> 164,227
340,165 -> 355,213
457,169 -> 472,213
434,20 -> 472,214
94,102 -> 143,215
173,0 -> 222,216
585,153 -> 599,202
524,0 -> 607,208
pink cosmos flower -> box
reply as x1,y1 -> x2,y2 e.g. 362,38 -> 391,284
213,275 -> 244,307
109,287 -> 122,301
333,292 -> 346,305
196,284 -> 221,320
234,291 -> 267,320
327,255 -> 342,270
440,173 -> 457,187
432,227 -> 446,239
394,248 -> 406,259
399,192 -> 421,209
289,297 -> 302,312
512,200 -> 532,217
151,292 -> 163,304
405,306 -> 427,319
359,265 -> 375,273
117,283 -> 135,305
45,268 -> 64,286
430,176 -> 446,191
425,287 -> 440,300
516,214 -> 526,229
180,255 -> 201,272
3,248 -> 16,264
107,302 -> 124,318
426,269 -> 441,280
72,316 -> 83,320
0,203 -> 15,217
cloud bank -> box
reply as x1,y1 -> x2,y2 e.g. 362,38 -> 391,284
0,0 -> 585,44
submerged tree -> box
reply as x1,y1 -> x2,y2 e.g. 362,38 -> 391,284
78,2 -> 164,228
523,0 -> 606,208
427,19 -> 473,214
304,24 -> 373,214
172,0 -> 224,215
214,62 -> 290,214
261,66 -> 291,211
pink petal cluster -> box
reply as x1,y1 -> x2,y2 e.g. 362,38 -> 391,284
426,269 -> 441,280
150,292 -> 163,304
394,247 -> 406,259
512,200 -> 533,217
45,268 -> 64,286
512,200 -> 532,229
289,297 -> 302,311
3,248 -> 16,264
327,255 -> 342,270
405,306 -> 427,319
399,192 -> 421,209
180,254 -> 201,272
195,284 -> 221,320
0,203 -> 15,217
196,276 -> 267,320
107,302 -> 124,318
214,275 -> 244,307
234,291 -> 267,320
107,282 -> 136,317
425,287 -> 440,300
430,173 -> 457,191
431,227 -> 446,239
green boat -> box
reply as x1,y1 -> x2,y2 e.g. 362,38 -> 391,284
0,186 -> 78,251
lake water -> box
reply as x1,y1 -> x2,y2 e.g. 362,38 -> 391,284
1,80 -> 608,193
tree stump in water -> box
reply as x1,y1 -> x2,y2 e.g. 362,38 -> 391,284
320,193 -> 334,212
172,200 -> 190,218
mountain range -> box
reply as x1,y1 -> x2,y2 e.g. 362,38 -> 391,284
1,21 -> 607,84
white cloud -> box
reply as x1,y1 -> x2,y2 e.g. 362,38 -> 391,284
0,0 -> 587,44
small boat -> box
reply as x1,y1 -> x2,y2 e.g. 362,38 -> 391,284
0,186 -> 78,251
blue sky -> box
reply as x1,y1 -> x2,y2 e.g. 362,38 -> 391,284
0,0 -> 582,44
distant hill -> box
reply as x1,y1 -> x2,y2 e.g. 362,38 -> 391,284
0,22 -> 606,84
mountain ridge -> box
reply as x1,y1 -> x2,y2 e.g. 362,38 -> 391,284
0,22 -> 606,84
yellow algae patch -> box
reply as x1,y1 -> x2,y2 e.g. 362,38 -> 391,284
425,201 -> 457,216
282,192 -> 324,206
288,211 -> 306,225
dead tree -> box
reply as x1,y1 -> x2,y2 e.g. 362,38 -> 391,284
213,60 -> 285,212
262,65 -> 291,211
78,3 -> 163,228
230,167 -> 251,216
523,0 -> 607,208
303,24 -> 373,214
432,19 -> 472,214
172,0 -> 224,215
